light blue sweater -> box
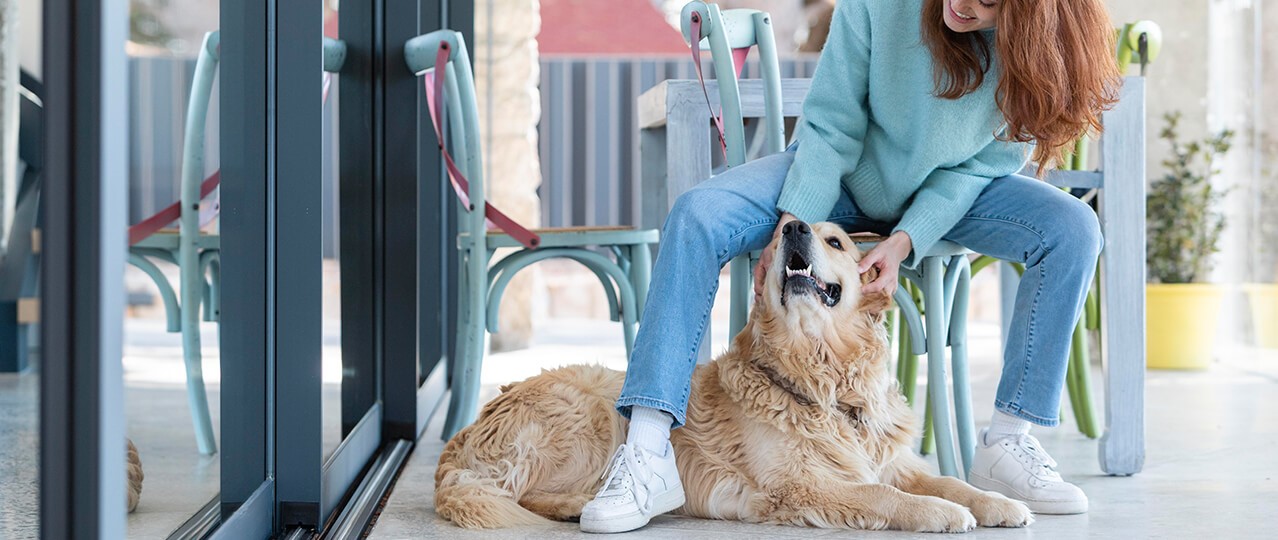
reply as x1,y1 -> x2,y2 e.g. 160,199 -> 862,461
776,0 -> 1029,268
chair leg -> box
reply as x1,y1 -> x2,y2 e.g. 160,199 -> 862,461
1068,275 -> 1102,438
921,390 -> 935,456
898,281 -> 920,406
442,252 -> 468,440
629,244 -> 653,320
948,257 -> 975,477
890,308 -> 903,381
617,268 -> 639,361
443,250 -> 487,441
181,262 -> 216,455
608,255 -> 639,362
728,255 -> 751,339
1064,339 -> 1084,428
922,256 -> 960,478
442,314 -> 473,440
1070,319 -> 1101,438
899,318 -> 918,406
182,334 -> 217,455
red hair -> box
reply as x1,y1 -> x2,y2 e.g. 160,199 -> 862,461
921,0 -> 1122,173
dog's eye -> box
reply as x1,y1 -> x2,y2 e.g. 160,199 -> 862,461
826,237 -> 844,251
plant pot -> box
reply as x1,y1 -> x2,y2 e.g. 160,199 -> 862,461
1146,283 -> 1223,369
1244,283 -> 1278,349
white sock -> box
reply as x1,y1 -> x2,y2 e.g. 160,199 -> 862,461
985,410 -> 1031,445
626,406 -> 673,456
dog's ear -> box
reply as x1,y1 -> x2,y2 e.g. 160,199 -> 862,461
858,266 -> 893,321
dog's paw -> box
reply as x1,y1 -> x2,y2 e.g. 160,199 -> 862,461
900,496 -> 977,533
969,492 -> 1033,528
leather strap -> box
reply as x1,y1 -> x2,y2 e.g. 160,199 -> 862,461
128,72 -> 337,246
424,42 -> 540,249
128,171 -> 220,245
689,12 -> 750,162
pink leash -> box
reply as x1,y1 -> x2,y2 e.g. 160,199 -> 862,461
689,12 -> 750,162
423,41 -> 540,250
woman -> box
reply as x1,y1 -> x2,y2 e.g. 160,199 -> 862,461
580,0 -> 1121,532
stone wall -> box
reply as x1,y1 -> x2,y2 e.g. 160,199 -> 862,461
474,0 -> 543,351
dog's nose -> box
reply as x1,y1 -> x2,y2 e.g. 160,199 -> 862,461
782,220 -> 811,238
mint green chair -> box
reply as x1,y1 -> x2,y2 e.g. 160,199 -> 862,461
960,136 -> 1104,441
906,20 -> 1165,445
680,1 -> 785,339
127,32 -> 222,455
404,31 -> 660,440
127,34 -> 347,455
685,1 -> 975,479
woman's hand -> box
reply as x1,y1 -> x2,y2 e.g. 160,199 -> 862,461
753,213 -> 798,297
858,231 -> 913,296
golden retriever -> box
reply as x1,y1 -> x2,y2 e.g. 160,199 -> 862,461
434,220 -> 1033,532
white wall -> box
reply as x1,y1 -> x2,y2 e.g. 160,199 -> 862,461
1112,0 -> 1274,345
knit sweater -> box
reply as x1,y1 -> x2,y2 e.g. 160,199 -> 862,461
776,0 -> 1029,269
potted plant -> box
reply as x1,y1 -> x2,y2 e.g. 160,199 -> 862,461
1145,111 -> 1233,369
1245,134 -> 1277,348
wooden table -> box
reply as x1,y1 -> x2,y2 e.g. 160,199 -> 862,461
638,77 -> 1147,476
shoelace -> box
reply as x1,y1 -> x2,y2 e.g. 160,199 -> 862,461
596,444 -> 656,514
1008,434 -> 1062,480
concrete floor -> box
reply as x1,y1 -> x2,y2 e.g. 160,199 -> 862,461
368,319 -> 1278,540
3,278 -> 1275,539
0,368 -> 39,539
0,318 -> 347,540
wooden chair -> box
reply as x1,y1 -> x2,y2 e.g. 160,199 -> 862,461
404,31 -> 660,440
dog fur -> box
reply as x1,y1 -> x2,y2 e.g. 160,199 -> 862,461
434,221 -> 1033,532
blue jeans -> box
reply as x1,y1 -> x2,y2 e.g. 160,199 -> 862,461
616,149 -> 1103,428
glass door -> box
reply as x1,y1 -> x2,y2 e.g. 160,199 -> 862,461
0,1 -> 44,536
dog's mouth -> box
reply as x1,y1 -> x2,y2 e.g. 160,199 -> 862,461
781,250 -> 842,308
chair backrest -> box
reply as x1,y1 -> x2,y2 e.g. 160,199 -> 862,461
131,34 -> 349,245
404,30 -> 495,251
680,1 -> 784,168
179,31 -> 221,237
180,33 -> 348,232
404,30 -> 541,250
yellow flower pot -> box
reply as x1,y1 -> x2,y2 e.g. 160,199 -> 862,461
1146,283 -> 1223,369
1244,284 -> 1278,349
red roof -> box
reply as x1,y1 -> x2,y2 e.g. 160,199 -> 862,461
539,0 -> 688,55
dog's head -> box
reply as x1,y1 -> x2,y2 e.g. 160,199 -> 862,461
751,220 -> 892,358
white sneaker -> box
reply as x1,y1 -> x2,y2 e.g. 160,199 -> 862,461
580,442 -> 685,533
968,429 -> 1088,515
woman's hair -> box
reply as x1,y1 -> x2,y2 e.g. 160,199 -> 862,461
920,0 -> 1122,173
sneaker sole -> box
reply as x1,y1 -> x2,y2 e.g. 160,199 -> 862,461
580,488 -> 687,534
968,473 -> 1088,515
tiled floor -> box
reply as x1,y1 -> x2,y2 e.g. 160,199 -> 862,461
369,319 -> 1278,539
